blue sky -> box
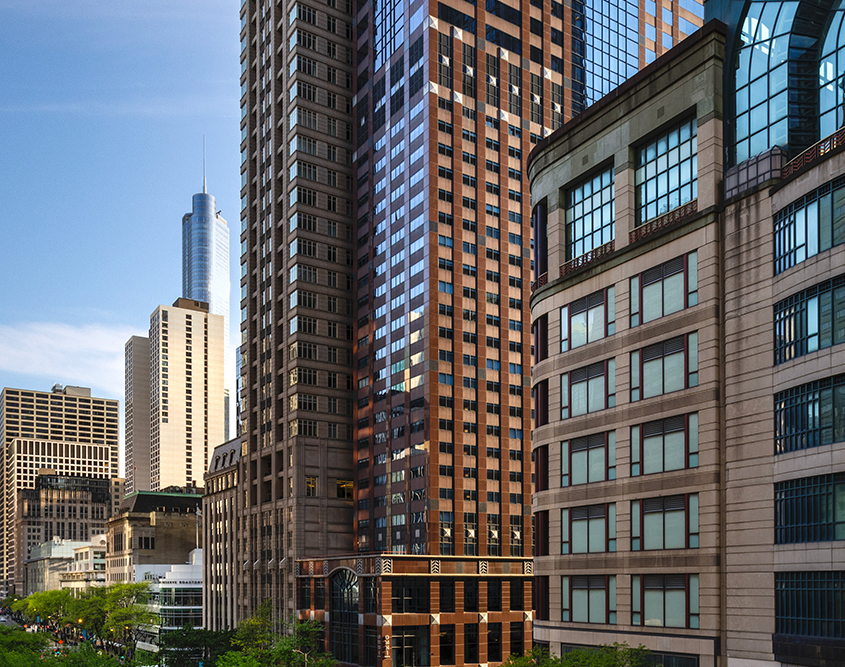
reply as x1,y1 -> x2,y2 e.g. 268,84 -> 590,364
0,1 -> 241,415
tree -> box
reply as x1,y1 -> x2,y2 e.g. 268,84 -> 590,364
0,625 -> 49,667
228,600 -> 276,667
71,587 -> 109,641
13,589 -> 74,627
501,643 -> 650,667
269,618 -> 337,667
41,643 -> 123,667
159,626 -> 234,667
101,583 -> 157,655
219,603 -> 337,667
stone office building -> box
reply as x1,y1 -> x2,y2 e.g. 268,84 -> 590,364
528,4 -> 845,667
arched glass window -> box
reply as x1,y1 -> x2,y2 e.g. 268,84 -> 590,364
734,2 -> 799,163
330,569 -> 359,664
820,3 -> 845,137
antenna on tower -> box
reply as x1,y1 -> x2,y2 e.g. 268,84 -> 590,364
202,135 -> 207,194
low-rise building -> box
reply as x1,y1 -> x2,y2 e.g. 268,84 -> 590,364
59,535 -> 107,597
24,536 -> 94,595
106,488 -> 202,585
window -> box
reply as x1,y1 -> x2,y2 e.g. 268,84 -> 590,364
391,578 -> 430,613
630,332 -> 698,401
632,494 -> 699,550
336,479 -> 353,499
464,623 -> 479,663
561,503 -> 616,553
560,287 -> 615,351
774,275 -> 845,364
305,476 -> 317,496
631,413 -> 699,476
561,431 -> 616,486
734,3 -> 795,164
776,374 -> 845,455
774,177 -> 845,274
632,574 -> 699,628
775,571 -> 845,638
440,625 -> 456,664
566,167 -> 614,261
775,473 -> 845,544
630,252 -> 698,327
560,360 -> 616,419
440,580 -> 455,612
561,575 -> 616,624
439,511 -> 454,555
636,117 -> 697,224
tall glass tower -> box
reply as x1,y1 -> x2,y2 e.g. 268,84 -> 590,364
183,187 -> 231,438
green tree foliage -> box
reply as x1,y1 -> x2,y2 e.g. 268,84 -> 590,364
71,587 -> 109,640
502,643 -> 650,667
229,599 -> 276,666
101,583 -> 157,653
13,589 -> 75,626
219,602 -> 337,667
0,625 -> 49,667
216,654 -> 261,667
268,618 -> 337,667
159,626 -> 234,667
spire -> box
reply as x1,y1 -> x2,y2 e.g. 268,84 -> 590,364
202,135 -> 207,194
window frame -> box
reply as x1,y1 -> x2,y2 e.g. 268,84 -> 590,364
561,431 -> 616,487
631,574 -> 699,628
630,332 -> 698,402
631,412 -> 699,476
561,575 -> 617,624
631,493 -> 699,551
630,252 -> 698,327
560,286 -> 616,352
561,503 -> 616,554
560,359 -> 616,419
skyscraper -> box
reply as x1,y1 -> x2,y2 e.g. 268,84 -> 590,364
182,187 -> 231,439
126,299 -> 226,492
221,0 -> 703,660
183,188 -> 230,323
0,384 -> 120,596
125,336 -> 151,494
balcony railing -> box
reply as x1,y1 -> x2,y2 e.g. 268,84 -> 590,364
630,199 -> 698,244
782,127 -> 845,179
560,240 -> 615,277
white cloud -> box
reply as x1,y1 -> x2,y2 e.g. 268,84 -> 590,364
0,321 -> 135,400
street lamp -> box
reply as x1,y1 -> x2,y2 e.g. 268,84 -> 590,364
293,647 -> 309,667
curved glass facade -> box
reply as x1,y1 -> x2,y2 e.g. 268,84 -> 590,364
820,3 -> 845,137
728,0 -> 845,164
734,1 -> 797,164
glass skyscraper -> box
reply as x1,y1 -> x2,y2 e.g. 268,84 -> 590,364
182,188 -> 231,438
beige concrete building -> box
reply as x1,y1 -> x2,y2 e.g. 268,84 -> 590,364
0,385 -> 119,597
529,6 -> 845,667
105,490 -> 202,585
126,298 -> 225,492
